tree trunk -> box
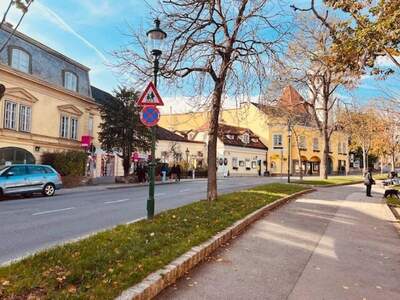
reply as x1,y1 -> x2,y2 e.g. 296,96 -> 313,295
391,152 -> 395,172
320,131 -> 329,179
207,80 -> 224,201
380,155 -> 384,175
122,145 -> 132,178
297,147 -> 303,181
123,154 -> 131,178
362,145 -> 368,174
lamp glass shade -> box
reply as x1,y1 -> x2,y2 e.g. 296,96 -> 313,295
146,19 -> 167,55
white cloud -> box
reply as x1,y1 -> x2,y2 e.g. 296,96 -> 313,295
375,55 -> 400,69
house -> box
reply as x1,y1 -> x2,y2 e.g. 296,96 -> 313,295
159,86 -> 350,176
0,23 -> 101,167
190,123 -> 268,176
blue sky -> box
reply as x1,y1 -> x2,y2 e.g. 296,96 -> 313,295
1,0 -> 399,112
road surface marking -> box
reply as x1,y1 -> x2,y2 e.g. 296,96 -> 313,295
180,189 -> 190,193
104,198 -> 131,204
155,193 -> 165,196
32,207 -> 75,216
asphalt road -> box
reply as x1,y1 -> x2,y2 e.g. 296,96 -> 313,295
0,176 -> 282,265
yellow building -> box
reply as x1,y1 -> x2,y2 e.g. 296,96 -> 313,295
159,86 -> 349,176
0,24 -> 101,168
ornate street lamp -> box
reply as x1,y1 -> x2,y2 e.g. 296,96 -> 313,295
185,148 -> 190,163
146,18 -> 167,219
287,122 -> 292,183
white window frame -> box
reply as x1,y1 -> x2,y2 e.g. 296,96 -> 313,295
60,115 -> 69,138
88,115 -> 94,137
11,48 -> 30,73
273,134 -> 283,148
313,137 -> 319,151
19,104 -> 32,132
64,71 -> 78,92
242,133 -> 250,144
4,101 -> 18,130
299,136 -> 307,149
70,117 -> 78,140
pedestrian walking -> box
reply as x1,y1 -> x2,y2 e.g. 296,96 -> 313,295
161,163 -> 168,182
170,164 -> 176,181
364,167 -> 375,197
176,164 -> 181,182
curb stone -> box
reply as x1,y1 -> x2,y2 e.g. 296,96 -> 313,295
115,188 -> 314,300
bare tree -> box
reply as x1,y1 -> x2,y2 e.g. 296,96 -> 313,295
274,17 -> 355,179
114,0 -> 288,200
0,0 -> 34,53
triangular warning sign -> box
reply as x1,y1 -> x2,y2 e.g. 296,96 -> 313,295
137,82 -> 164,106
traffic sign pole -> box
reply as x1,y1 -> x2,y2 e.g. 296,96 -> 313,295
147,57 -> 159,219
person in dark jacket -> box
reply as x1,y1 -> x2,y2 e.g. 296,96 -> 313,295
176,164 -> 181,182
364,168 -> 375,197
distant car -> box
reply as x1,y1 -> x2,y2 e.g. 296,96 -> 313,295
0,164 -> 62,197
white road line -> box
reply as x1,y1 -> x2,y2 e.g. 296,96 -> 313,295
155,193 -> 166,196
32,207 -> 75,216
180,189 -> 190,193
104,198 -> 131,204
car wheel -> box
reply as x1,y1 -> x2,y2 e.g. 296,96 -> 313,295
42,183 -> 56,197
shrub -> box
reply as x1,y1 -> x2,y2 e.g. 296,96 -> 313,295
41,150 -> 87,176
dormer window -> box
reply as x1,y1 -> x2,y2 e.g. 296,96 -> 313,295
9,47 -> 31,73
63,71 -> 78,92
241,133 -> 250,144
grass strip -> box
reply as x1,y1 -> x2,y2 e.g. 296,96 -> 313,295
0,183 -> 306,300
293,176 -> 364,186
387,196 -> 400,207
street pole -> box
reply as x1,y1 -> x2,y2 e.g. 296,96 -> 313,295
146,18 -> 167,219
147,55 -> 159,219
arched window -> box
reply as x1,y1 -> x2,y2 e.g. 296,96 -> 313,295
63,70 -> 78,91
9,47 -> 31,73
0,147 -> 35,166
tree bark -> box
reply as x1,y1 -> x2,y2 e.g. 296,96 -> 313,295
391,152 -> 395,172
321,133 -> 329,179
122,145 -> 132,178
362,145 -> 368,173
207,80 -> 224,201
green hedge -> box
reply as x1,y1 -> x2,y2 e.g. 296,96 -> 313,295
41,151 -> 87,176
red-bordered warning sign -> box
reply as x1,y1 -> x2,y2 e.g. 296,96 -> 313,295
137,82 -> 164,106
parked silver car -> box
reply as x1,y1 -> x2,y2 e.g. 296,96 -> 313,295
0,164 -> 62,197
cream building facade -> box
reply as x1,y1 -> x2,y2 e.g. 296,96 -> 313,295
159,86 -> 350,176
0,24 -> 101,168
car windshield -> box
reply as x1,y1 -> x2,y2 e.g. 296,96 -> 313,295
0,166 -> 9,175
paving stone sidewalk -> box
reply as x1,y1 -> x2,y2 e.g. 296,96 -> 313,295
157,184 -> 400,300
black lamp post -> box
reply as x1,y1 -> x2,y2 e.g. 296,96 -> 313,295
185,148 -> 190,163
146,18 -> 167,219
287,122 -> 292,183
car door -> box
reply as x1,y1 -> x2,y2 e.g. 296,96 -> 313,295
2,166 -> 29,194
26,166 -> 47,191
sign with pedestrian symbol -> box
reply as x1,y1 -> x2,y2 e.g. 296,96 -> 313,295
137,82 -> 164,106
140,105 -> 160,127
